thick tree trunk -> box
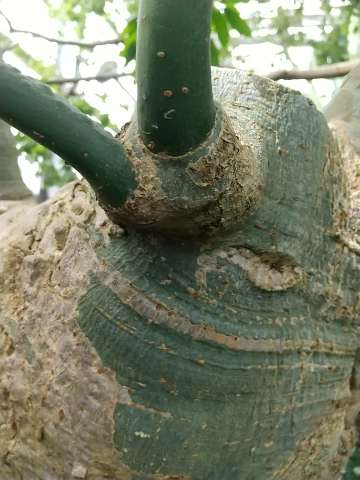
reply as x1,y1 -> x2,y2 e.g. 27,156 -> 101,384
0,68 -> 359,480
0,120 -> 31,201
0,118 -> 33,234
0,49 -> 31,202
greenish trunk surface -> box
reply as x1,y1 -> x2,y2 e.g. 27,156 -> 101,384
345,443 -> 360,479
75,69 -> 360,479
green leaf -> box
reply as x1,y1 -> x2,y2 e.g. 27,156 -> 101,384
120,17 -> 137,64
210,39 -> 220,66
212,8 -> 230,48
225,6 -> 251,37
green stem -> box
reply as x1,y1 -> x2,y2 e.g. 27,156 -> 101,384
0,63 -> 136,207
136,0 -> 215,156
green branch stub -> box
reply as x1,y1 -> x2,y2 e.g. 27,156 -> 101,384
107,103 -> 264,237
136,0 -> 215,155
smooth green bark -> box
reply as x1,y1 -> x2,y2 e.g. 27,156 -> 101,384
136,0 -> 215,155
0,63 -> 136,207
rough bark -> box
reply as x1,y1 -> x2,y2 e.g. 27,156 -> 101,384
0,68 -> 359,480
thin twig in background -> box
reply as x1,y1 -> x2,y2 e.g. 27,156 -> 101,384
0,9 -> 121,49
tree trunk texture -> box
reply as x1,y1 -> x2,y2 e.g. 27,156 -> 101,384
0,68 -> 359,480
0,120 -> 31,201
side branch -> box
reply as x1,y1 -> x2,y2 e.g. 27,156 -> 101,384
45,72 -> 131,85
0,63 -> 136,207
0,9 -> 121,49
46,59 -> 357,86
267,60 -> 357,81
